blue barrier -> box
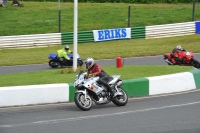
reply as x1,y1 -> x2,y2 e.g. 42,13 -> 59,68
195,21 -> 200,34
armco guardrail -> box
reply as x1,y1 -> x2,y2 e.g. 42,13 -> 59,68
61,31 -> 94,44
0,21 -> 199,49
146,21 -> 196,39
0,33 -> 61,49
0,69 -> 199,107
131,26 -> 145,39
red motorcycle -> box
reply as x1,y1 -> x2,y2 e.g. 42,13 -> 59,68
163,51 -> 200,69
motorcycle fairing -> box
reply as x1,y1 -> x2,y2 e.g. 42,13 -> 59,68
48,54 -> 58,60
109,75 -> 121,84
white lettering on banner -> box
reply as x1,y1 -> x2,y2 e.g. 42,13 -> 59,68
93,28 -> 131,42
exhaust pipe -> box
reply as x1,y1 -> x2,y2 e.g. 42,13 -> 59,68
165,59 -> 173,65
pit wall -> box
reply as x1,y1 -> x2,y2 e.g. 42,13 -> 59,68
0,69 -> 199,107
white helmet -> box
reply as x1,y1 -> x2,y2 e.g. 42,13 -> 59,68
64,45 -> 69,51
84,57 -> 95,69
176,45 -> 183,50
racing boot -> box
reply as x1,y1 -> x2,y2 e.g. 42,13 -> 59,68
111,86 -> 123,97
98,97 -> 105,104
171,58 -> 176,64
98,79 -> 122,97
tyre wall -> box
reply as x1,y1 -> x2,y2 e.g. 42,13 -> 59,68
0,70 -> 199,107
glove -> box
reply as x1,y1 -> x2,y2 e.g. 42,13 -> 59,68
66,58 -> 71,61
88,74 -> 93,77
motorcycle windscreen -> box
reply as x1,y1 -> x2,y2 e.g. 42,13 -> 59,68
67,54 -> 72,58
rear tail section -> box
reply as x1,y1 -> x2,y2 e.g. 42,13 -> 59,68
48,54 -> 58,60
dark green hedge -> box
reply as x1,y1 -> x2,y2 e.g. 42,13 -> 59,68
22,0 -> 198,4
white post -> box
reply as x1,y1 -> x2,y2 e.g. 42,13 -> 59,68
58,0 -> 61,32
73,0 -> 78,71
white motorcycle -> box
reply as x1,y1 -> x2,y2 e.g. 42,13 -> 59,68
74,70 -> 128,111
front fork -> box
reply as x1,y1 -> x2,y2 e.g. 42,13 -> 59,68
75,89 -> 88,100
114,85 -> 120,93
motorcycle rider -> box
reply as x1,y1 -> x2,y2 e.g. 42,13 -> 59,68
84,57 -> 122,98
57,45 -> 72,63
171,45 -> 186,64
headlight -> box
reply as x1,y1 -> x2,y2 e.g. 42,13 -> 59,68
74,83 -> 78,88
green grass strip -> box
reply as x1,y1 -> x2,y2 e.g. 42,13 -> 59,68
0,65 -> 193,87
0,34 -> 200,66
1,2 -> 200,36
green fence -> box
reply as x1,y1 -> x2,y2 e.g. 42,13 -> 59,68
61,26 -> 146,45
131,26 -> 145,39
61,30 -> 94,45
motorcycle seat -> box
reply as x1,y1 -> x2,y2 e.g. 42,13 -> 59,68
108,76 -> 114,82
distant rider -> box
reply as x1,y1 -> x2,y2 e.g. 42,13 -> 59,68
84,57 -> 122,97
57,45 -> 72,62
171,45 -> 186,64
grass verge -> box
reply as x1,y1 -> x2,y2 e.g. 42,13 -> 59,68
0,65 -> 194,87
0,2 -> 200,36
0,34 -> 200,66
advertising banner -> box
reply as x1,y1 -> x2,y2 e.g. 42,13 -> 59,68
93,28 -> 131,42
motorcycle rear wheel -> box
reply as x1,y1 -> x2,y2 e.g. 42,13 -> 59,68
74,92 -> 93,111
192,59 -> 200,69
112,88 -> 128,106
48,60 -> 59,68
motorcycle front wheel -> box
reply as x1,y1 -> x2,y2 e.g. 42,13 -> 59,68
112,88 -> 128,106
48,60 -> 59,68
74,92 -> 93,111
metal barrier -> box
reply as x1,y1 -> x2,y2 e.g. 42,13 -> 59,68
61,31 -> 94,45
131,26 -> 145,39
0,21 -> 198,49
0,33 -> 62,49
146,21 -> 196,39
